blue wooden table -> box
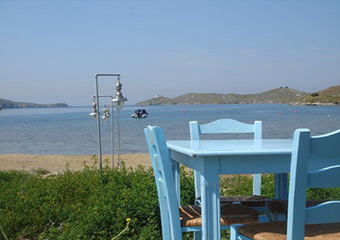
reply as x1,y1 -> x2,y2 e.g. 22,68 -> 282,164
167,139 -> 294,240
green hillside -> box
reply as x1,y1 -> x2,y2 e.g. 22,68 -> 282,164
137,87 -> 307,105
0,98 -> 69,108
137,86 -> 340,106
293,85 -> 340,105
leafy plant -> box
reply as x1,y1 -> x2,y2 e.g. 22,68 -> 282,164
1,168 -> 338,240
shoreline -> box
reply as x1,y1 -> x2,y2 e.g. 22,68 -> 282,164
0,153 -> 152,174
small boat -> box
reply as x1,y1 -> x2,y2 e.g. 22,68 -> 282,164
131,109 -> 148,118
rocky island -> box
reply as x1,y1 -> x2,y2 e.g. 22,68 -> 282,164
0,98 -> 69,109
137,85 -> 340,106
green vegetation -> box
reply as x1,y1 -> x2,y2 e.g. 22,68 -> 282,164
137,85 -> 340,106
0,98 -> 68,108
297,95 -> 340,105
1,166 -> 339,240
137,87 -> 306,105
0,164 -> 194,240
295,86 -> 340,105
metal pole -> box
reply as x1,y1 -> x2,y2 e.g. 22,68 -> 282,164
95,73 -> 120,77
117,109 -> 121,169
95,76 -> 103,175
94,73 -> 125,171
111,100 -> 114,168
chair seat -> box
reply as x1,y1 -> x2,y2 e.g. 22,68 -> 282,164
196,195 -> 269,207
237,221 -> 340,240
179,203 -> 260,227
268,200 -> 326,216
220,195 -> 270,207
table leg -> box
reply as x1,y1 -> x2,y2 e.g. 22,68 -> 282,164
194,171 -> 201,200
201,157 -> 221,240
172,161 -> 181,206
275,173 -> 288,200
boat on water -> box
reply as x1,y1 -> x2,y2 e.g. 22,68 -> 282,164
131,109 -> 148,118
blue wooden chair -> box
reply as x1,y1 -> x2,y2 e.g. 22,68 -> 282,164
230,128 -> 340,240
190,119 -> 268,209
144,125 -> 263,240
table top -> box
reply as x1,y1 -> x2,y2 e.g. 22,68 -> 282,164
167,139 -> 293,157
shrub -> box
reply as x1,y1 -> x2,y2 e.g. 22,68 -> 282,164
0,164 -> 195,240
1,168 -> 338,240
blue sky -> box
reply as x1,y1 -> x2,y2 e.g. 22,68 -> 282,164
0,1 -> 339,106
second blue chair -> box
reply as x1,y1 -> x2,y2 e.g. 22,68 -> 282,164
190,119 -> 269,210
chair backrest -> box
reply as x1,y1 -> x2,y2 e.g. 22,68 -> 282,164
144,126 -> 182,240
189,119 -> 262,196
287,128 -> 340,240
189,119 -> 262,141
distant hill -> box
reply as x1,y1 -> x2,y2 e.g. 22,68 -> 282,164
137,86 -> 340,106
137,87 -> 308,106
292,85 -> 340,105
317,85 -> 340,96
0,98 -> 69,109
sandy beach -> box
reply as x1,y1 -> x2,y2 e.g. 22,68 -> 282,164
0,153 -> 152,174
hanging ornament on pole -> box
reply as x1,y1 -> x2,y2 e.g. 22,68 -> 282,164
89,96 -> 98,117
112,75 -> 128,169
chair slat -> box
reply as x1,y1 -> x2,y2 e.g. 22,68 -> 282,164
309,129 -> 340,156
307,165 -> 340,188
305,201 -> 340,224
199,119 -> 255,134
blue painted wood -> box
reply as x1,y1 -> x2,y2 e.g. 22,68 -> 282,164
230,128 -> 340,240
189,119 -> 263,198
201,156 -> 221,240
274,173 -> 288,201
286,129 -> 311,240
196,119 -> 256,135
145,126 -> 239,240
287,128 -> 340,240
168,139 -> 293,156
305,201 -> 340,224
307,165 -> 340,188
144,126 -> 183,240
168,138 -> 294,240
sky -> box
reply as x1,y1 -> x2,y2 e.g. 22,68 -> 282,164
0,0 -> 339,106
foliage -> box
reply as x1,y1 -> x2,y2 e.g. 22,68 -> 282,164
1,168 -> 339,240
220,174 -> 340,201
220,174 -> 276,199
0,164 -> 194,240
306,187 -> 340,200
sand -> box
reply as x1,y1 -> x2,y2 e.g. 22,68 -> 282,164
0,153 -> 152,174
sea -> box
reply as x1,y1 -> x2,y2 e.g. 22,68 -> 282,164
0,104 -> 339,155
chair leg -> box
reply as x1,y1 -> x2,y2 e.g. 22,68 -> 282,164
230,224 -> 243,240
252,174 -> 262,196
194,171 -> 201,199
258,215 -> 269,223
194,231 -> 202,240
269,212 -> 286,222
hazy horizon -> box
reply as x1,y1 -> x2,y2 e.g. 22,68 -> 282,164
1,1 -> 339,105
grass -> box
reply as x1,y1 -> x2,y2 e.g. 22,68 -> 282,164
1,164 -> 339,240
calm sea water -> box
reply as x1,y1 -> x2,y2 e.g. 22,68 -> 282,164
0,104 -> 339,155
